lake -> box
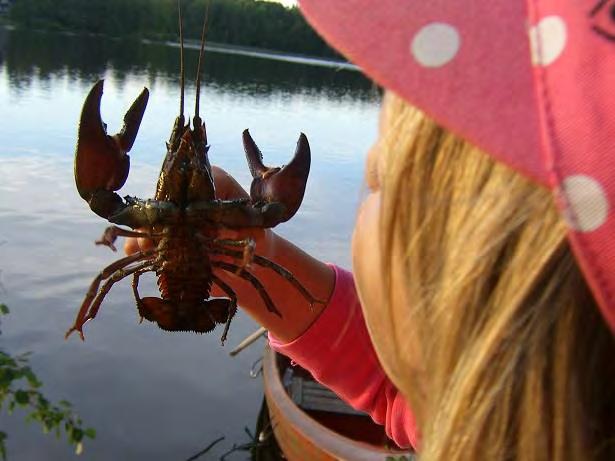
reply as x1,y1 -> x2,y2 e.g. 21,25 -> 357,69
0,27 -> 379,460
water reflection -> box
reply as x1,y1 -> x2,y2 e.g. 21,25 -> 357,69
1,28 -> 379,101
0,26 -> 379,460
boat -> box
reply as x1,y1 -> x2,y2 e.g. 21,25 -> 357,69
261,344 -> 413,461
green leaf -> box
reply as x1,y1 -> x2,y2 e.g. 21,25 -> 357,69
14,390 -> 30,405
71,428 -> 84,443
0,369 -> 15,387
0,302 -> 95,457
37,396 -> 50,410
24,369 -> 42,388
0,431 -> 6,461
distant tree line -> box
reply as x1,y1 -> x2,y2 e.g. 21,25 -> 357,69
8,0 -> 339,59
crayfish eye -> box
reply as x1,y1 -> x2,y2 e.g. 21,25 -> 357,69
590,0 -> 615,42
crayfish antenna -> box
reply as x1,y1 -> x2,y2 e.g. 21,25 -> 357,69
178,0 -> 185,121
168,0 -> 187,149
194,0 -> 210,128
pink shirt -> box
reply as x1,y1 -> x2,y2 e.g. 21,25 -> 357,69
268,265 -> 418,449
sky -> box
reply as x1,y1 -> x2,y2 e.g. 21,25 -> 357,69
267,0 -> 298,7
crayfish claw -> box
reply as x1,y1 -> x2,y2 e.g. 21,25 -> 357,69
243,129 -> 268,179
75,80 -> 149,203
95,226 -> 119,251
243,130 -> 311,225
117,86 -> 149,152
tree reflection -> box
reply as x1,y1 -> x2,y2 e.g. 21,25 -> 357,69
1,28 -> 379,102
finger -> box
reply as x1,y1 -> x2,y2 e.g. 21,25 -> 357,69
211,165 -> 249,200
215,227 -> 266,245
138,236 -> 155,251
124,233 -> 155,255
124,237 -> 140,255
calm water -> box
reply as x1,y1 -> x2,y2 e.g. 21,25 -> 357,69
0,28 -> 379,460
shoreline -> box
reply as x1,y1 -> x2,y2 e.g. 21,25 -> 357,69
1,23 -> 358,71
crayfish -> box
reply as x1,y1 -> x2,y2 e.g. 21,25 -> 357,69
65,7 -> 318,344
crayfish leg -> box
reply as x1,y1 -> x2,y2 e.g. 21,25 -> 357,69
212,261 -> 281,317
211,275 -> 239,345
95,225 -> 159,252
65,250 -> 155,340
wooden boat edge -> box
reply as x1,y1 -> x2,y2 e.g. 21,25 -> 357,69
262,344 -> 408,461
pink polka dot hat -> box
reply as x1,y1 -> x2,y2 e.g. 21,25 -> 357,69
299,0 -> 615,334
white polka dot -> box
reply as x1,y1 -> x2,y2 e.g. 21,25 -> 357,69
411,23 -> 460,68
529,16 -> 567,66
562,175 -> 609,232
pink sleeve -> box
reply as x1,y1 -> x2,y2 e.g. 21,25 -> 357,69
268,265 -> 418,449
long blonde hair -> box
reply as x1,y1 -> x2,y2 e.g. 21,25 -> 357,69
366,92 -> 615,460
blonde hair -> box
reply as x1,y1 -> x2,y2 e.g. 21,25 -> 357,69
367,91 -> 615,460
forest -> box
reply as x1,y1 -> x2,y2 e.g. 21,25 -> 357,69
8,0 -> 339,58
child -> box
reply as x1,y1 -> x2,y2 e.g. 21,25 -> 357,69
127,1 -> 615,458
